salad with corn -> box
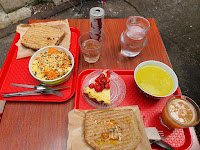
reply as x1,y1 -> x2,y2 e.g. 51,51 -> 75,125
31,47 -> 72,80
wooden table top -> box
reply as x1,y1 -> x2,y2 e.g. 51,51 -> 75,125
0,19 -> 198,150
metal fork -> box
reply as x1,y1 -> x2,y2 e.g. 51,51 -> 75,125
149,131 -> 166,144
2,83 -> 69,97
158,130 -> 166,140
146,127 -> 166,143
2,89 -> 64,97
146,127 -> 174,150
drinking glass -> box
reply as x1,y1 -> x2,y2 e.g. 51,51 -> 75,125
79,32 -> 103,63
120,16 -> 150,57
159,95 -> 200,129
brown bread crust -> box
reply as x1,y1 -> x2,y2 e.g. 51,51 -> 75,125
84,93 -> 106,105
21,24 -> 65,50
85,109 -> 142,150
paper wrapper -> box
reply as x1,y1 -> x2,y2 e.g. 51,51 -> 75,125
67,106 -> 152,150
15,19 -> 71,59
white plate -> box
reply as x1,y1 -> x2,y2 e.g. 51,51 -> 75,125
82,70 -> 126,109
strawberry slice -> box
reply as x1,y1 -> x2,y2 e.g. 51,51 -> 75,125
106,77 -> 110,83
100,77 -> 107,84
99,73 -> 105,79
105,83 -> 110,89
99,81 -> 104,85
106,70 -> 112,75
100,84 -> 104,91
94,84 -> 101,92
91,70 -> 111,92
95,77 -> 100,82
95,82 -> 100,86
107,73 -> 110,78
89,83 -> 95,89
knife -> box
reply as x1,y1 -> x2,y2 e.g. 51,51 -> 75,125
146,127 -> 174,150
150,140 -> 175,150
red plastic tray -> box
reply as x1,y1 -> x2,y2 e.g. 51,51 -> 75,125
0,27 -> 80,102
74,69 -> 192,150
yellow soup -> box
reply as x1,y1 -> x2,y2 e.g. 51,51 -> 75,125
136,65 -> 173,96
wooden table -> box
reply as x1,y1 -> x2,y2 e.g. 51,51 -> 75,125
0,19 -> 199,150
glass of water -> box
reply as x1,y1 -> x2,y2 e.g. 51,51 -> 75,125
79,32 -> 103,63
120,16 -> 150,57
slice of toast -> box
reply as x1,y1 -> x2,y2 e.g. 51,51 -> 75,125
85,109 -> 142,150
21,24 -> 65,50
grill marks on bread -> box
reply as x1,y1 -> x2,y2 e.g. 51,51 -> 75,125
85,109 -> 142,150
21,24 -> 65,50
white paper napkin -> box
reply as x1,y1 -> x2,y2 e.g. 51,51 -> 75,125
145,127 -> 162,140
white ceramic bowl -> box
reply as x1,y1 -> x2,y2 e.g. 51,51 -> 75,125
134,60 -> 178,98
29,46 -> 74,86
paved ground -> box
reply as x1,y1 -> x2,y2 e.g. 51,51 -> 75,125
0,0 -> 200,139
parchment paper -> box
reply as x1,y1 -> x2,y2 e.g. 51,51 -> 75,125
15,19 -> 71,59
67,106 -> 152,150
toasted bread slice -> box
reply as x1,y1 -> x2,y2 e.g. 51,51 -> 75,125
21,24 -> 65,50
85,109 -> 142,150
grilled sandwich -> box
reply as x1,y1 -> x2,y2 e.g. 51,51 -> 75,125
21,24 -> 65,50
84,109 -> 142,150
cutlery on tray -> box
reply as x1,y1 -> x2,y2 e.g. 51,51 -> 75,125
2,83 -> 69,98
145,127 -> 175,150
150,139 -> 175,150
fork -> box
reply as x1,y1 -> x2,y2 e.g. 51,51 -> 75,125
2,89 -> 64,97
145,127 -> 162,141
146,127 -> 174,150
2,84 -> 69,98
158,130 -> 166,140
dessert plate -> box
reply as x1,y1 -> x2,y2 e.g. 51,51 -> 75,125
82,70 -> 126,109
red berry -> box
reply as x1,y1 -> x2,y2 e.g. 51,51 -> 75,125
89,83 -> 95,89
95,77 -> 100,82
107,74 -> 110,78
105,83 -> 110,89
94,85 -> 101,92
99,81 -> 104,85
95,82 -> 100,86
100,77 -> 107,84
100,84 -> 104,91
101,83 -> 105,88
106,77 -> 110,83
99,73 -> 105,79
106,70 -> 112,75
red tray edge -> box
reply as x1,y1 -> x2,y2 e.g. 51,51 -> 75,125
0,27 -> 81,102
59,26 -> 81,102
0,33 -> 19,89
74,68 -> 192,150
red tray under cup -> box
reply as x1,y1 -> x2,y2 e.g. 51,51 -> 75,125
0,27 -> 80,102
74,69 -> 192,150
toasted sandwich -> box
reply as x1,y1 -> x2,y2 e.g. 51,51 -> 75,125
21,24 -> 65,50
85,109 -> 142,150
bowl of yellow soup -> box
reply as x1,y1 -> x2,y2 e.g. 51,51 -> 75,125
134,60 -> 178,98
